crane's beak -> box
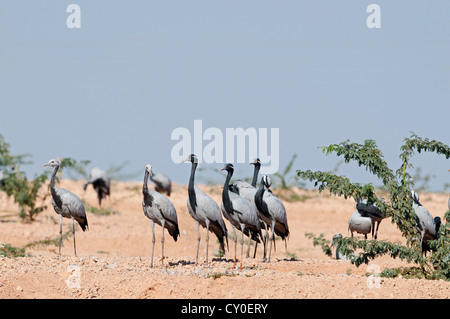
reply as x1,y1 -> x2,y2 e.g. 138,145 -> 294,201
183,156 -> 190,163
43,163 -> 49,167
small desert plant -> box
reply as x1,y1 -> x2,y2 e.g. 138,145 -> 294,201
0,242 -> 26,257
0,134 -> 48,221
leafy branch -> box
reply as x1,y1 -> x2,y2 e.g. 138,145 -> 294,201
297,133 -> 450,280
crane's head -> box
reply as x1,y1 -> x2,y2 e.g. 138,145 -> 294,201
434,216 -> 442,229
249,158 -> 261,166
410,190 -> 420,204
261,175 -> 272,188
145,164 -> 153,176
220,163 -> 234,172
43,159 -> 60,168
331,233 -> 343,247
183,154 -> 198,164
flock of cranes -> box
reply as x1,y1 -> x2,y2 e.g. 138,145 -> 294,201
40,157 -> 448,267
42,155 -> 289,268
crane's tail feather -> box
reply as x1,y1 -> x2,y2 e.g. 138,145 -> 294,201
274,222 -> 289,240
169,225 -> 180,242
77,218 -> 89,232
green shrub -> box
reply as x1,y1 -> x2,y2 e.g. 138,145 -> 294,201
298,133 -> 450,280
0,134 -> 48,221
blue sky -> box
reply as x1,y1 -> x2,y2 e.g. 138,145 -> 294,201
0,1 -> 449,191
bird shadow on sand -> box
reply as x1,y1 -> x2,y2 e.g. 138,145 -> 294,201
275,257 -> 303,262
211,257 -> 236,263
168,259 -> 196,267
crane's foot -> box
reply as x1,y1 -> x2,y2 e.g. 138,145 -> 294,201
230,257 -> 237,270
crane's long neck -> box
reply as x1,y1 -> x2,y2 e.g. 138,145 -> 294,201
335,243 -> 341,260
435,219 -> 441,239
188,162 -> 198,211
255,178 -> 270,218
143,170 -> 149,192
143,170 -> 154,207
222,169 -> 234,214
254,181 -> 265,213
49,165 -> 63,208
251,163 -> 261,188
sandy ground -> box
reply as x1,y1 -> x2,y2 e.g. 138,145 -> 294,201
0,179 -> 449,299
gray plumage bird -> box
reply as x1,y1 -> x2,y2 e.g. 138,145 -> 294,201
221,163 -> 263,269
356,198 -> 386,240
83,167 -> 110,206
43,159 -> 88,257
331,233 -> 348,260
151,171 -> 172,197
411,191 -> 441,256
229,158 -> 264,258
331,233 -> 358,261
348,209 -> 372,239
142,164 -> 179,268
184,154 -> 228,264
254,175 -> 290,262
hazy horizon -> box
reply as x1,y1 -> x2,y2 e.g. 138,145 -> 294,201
1,1 -> 449,192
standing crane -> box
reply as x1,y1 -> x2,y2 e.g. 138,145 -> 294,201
254,175 -> 289,262
83,167 -> 110,206
150,171 -> 172,197
355,198 -> 385,240
142,164 -> 179,267
220,163 -> 263,269
184,154 -> 228,264
411,190 -> 441,256
43,159 -> 88,257
229,158 -> 263,258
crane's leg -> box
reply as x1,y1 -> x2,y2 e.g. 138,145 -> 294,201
161,220 -> 165,264
72,216 -> 77,257
205,220 -> 210,265
97,190 -> 102,206
246,240 -> 251,258
374,221 -> 381,240
263,222 -> 269,262
58,214 -> 63,257
268,221 -> 276,262
371,221 -> 375,239
239,223 -> 245,270
196,221 -> 201,265
232,226 -> 237,269
253,241 -> 258,259
150,220 -> 155,268
271,220 -> 277,253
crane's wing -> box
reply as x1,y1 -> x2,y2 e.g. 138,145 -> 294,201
356,201 -> 385,219
413,204 -> 436,237
53,188 -> 88,231
151,173 -> 171,188
264,195 -> 289,238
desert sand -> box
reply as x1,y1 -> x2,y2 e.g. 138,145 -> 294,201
0,179 -> 449,299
